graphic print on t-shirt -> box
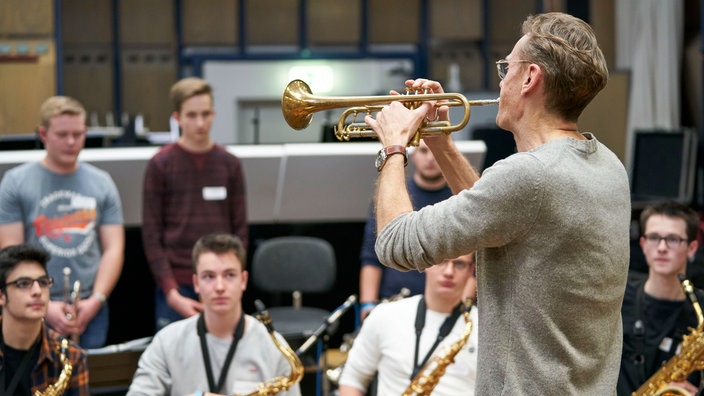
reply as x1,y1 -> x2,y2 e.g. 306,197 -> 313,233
32,190 -> 97,258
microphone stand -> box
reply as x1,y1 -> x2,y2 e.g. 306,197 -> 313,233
296,294 -> 357,356
296,295 -> 357,396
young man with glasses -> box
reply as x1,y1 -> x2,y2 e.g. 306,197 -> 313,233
0,244 -> 88,395
366,12 -> 630,395
617,200 -> 702,395
338,253 -> 478,396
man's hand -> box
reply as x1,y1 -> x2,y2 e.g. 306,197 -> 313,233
74,295 -> 104,334
46,300 -> 81,337
666,381 -> 698,395
167,288 -> 203,318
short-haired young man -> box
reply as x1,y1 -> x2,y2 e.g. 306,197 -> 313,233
0,96 -> 125,349
0,244 -> 88,395
128,233 -> 300,396
142,77 -> 249,331
618,201 -> 702,395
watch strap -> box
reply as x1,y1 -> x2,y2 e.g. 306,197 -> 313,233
383,145 -> 408,166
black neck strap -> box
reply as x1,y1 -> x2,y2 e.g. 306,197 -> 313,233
409,296 -> 462,381
197,311 -> 245,393
0,329 -> 41,396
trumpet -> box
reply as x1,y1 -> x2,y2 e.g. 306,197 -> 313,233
281,79 -> 499,146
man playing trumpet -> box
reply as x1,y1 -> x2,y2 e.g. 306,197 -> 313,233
367,12 -> 630,395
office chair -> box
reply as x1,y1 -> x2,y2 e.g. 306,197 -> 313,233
251,236 -> 338,396
251,236 -> 337,345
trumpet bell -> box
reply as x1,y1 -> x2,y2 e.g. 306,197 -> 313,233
282,79 -> 315,130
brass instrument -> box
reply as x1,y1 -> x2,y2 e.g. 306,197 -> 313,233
34,338 -> 73,396
632,277 -> 704,396
62,266 -> 81,344
281,79 -> 499,146
237,300 -> 304,396
326,287 -> 411,385
403,298 -> 474,396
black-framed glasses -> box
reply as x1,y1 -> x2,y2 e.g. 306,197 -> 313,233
495,59 -> 531,80
643,234 -> 689,249
4,276 -> 53,289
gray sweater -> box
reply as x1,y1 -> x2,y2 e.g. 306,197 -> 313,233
127,314 -> 301,396
376,134 -> 631,395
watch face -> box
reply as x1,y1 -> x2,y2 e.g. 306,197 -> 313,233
375,149 -> 386,171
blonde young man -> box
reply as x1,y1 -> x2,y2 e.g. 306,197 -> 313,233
367,12 -> 630,395
142,77 -> 248,331
128,233 -> 300,396
340,253 -> 478,396
0,96 -> 124,349
618,201 -> 702,395
0,244 -> 89,395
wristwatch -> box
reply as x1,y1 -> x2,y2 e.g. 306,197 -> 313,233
375,145 -> 408,171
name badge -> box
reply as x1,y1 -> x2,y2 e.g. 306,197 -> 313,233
71,196 -> 97,209
202,186 -> 227,201
659,337 -> 673,352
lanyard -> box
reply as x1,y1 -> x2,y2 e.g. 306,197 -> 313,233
197,312 -> 245,394
409,297 -> 462,381
0,333 -> 40,396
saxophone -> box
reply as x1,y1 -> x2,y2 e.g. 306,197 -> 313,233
402,298 -> 474,396
632,277 -> 704,396
236,300 -> 304,396
34,338 -> 73,396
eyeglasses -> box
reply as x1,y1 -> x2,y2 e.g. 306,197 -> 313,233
643,234 -> 689,249
437,259 -> 472,271
4,276 -> 54,289
495,59 -> 531,80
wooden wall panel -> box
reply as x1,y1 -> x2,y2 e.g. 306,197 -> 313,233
61,46 -> 114,121
246,0 -> 298,45
0,40 -> 56,135
580,71 -> 629,162
430,0 -> 482,41
369,0 -> 420,44
488,0 -> 536,44
61,0 -> 113,45
308,0 -> 360,46
182,0 -> 238,45
0,0 -> 53,35
121,48 -> 176,132
119,0 -> 175,46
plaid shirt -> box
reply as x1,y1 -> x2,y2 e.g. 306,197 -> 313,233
0,319 -> 89,396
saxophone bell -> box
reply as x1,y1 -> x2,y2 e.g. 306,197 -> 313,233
234,300 -> 304,396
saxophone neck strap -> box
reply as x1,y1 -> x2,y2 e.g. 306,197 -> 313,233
409,296 -> 462,381
0,330 -> 41,396
197,311 -> 245,394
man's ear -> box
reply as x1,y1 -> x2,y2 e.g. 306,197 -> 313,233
37,126 -> 48,143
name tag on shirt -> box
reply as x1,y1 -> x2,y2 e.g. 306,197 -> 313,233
71,196 -> 97,209
203,186 -> 227,201
659,337 -> 674,352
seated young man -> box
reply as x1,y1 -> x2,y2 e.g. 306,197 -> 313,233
128,233 -> 301,396
618,200 -> 702,395
339,253 -> 478,395
0,244 -> 89,395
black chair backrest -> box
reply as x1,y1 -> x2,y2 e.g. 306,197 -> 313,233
252,236 -> 336,294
